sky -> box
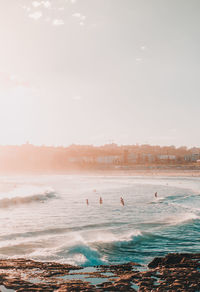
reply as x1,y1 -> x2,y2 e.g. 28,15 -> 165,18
0,0 -> 200,147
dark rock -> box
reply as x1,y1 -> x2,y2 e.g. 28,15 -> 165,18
148,257 -> 163,268
0,254 -> 198,291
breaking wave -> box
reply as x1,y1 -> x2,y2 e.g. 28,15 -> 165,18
53,229 -> 142,266
0,175 -> 199,266
0,188 -> 56,208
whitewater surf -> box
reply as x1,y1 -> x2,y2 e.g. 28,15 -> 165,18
0,175 -> 199,267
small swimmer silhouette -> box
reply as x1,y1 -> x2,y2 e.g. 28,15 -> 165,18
99,197 -> 103,205
86,199 -> 89,206
120,197 -> 125,206
155,192 -> 158,198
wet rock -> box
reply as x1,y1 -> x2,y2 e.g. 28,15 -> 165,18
0,254 -> 199,291
115,272 -> 140,282
148,257 -> 163,269
148,253 -> 200,269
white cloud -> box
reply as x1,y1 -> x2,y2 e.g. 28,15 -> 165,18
72,13 -> 86,20
52,19 -> 64,26
32,1 -> 41,8
140,46 -> 146,51
42,1 -> 51,8
29,11 -> 42,20
32,0 -> 51,8
72,12 -> 81,18
71,0 -> 77,3
72,13 -> 86,25
22,6 -> 31,12
80,15 -> 86,21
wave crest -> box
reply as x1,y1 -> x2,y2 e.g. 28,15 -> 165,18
0,189 -> 56,208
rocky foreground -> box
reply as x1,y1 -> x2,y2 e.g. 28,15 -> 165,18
0,253 -> 199,291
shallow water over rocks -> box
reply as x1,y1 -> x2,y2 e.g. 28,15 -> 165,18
0,253 -> 199,291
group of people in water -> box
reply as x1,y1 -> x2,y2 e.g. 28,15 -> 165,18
86,196 -> 125,206
86,192 -> 158,206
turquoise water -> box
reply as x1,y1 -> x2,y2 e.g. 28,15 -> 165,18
0,175 -> 199,267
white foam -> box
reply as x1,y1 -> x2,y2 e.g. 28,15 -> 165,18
164,213 -> 199,226
0,186 -> 56,208
84,230 -> 142,243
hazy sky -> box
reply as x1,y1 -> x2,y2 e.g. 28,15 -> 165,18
0,0 -> 200,147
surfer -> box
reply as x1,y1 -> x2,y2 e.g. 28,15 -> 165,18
99,197 -> 103,205
120,197 -> 125,206
86,199 -> 89,206
155,192 -> 158,198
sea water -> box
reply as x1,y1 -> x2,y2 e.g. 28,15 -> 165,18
0,175 -> 199,267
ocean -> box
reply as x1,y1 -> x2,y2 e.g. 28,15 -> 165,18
0,175 -> 199,267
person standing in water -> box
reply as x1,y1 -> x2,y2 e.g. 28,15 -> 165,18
120,197 -> 125,206
86,199 -> 89,206
99,197 -> 103,205
155,192 -> 158,198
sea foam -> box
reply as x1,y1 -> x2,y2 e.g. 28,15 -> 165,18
0,186 -> 56,208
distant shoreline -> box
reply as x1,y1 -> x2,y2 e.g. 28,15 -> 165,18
84,169 -> 200,177
0,168 -> 199,177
